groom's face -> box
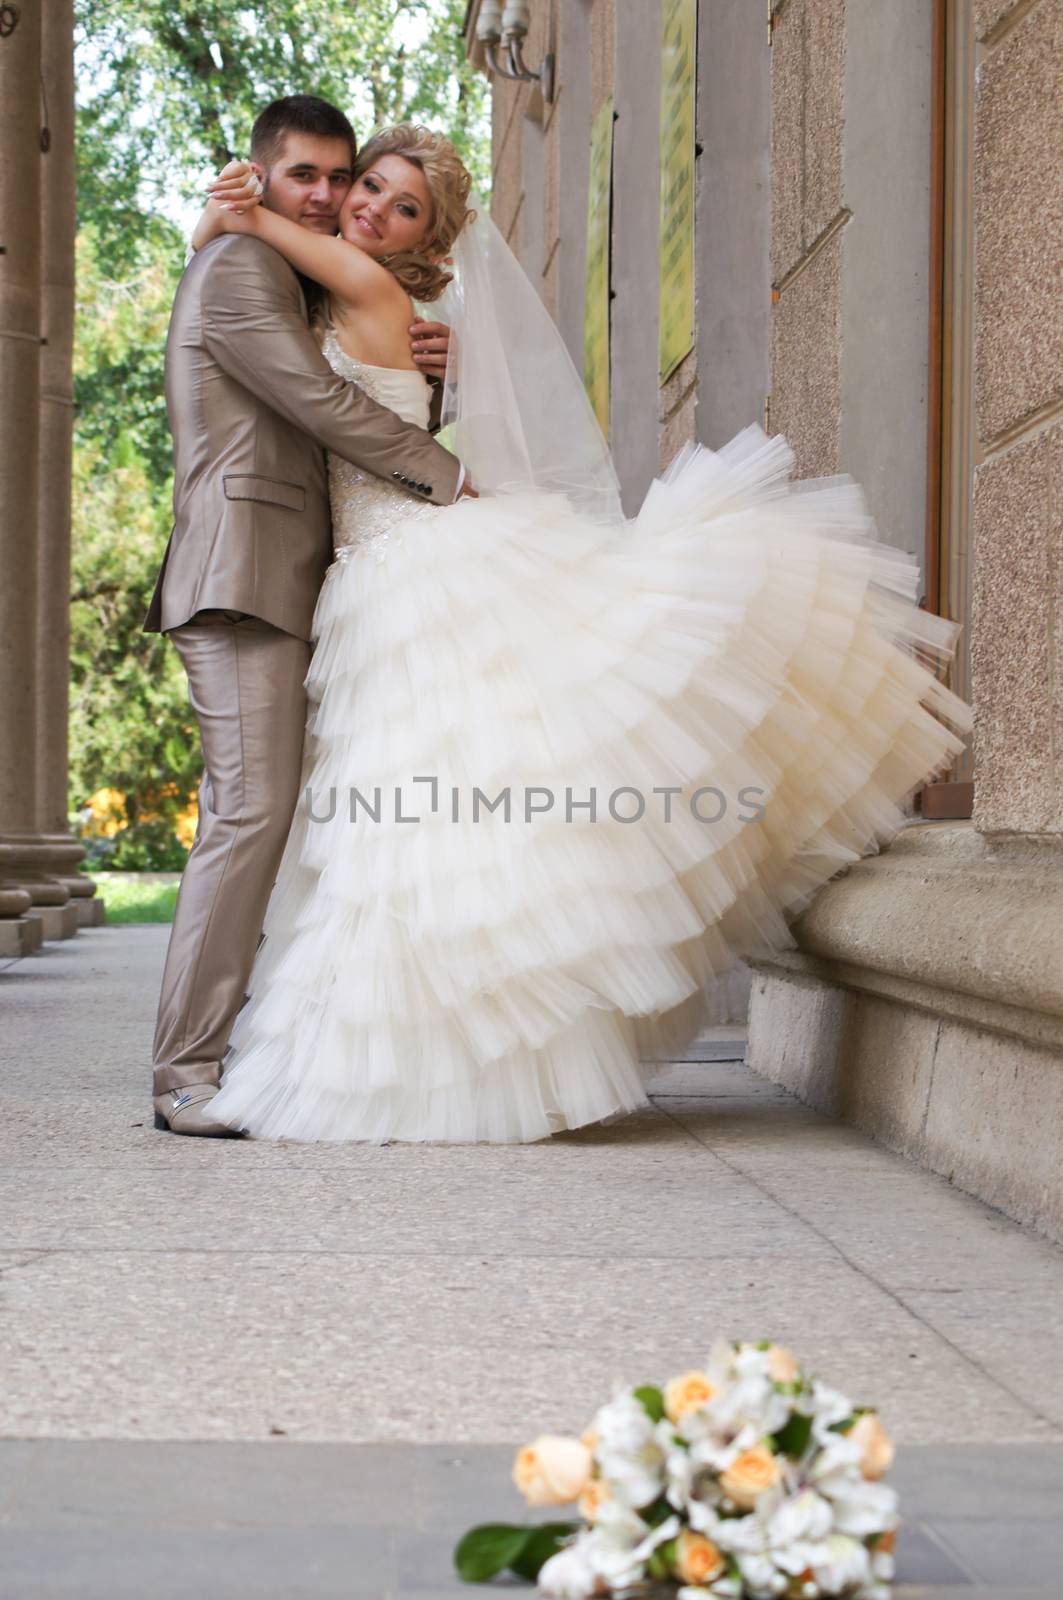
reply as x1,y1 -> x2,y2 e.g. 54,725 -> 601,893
254,132 -> 354,235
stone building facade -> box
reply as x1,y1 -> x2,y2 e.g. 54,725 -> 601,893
0,0 -> 102,957
470,0 -> 1063,1238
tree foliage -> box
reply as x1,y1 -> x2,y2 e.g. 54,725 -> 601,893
75,0 -> 489,218
71,1 -> 489,865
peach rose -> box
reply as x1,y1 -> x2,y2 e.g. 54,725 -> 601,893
512,1435 -> 593,1506
767,1344 -> 801,1384
664,1370 -> 717,1422
720,1443 -> 781,1509
577,1476 -> 612,1522
580,1422 -> 600,1455
674,1528 -> 726,1585
849,1412 -> 895,1480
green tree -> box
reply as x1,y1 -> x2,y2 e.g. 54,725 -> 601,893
75,0 -> 490,211
72,1 -> 489,867
70,224 -> 201,867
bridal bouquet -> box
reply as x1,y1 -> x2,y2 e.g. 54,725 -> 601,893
455,1341 -> 899,1598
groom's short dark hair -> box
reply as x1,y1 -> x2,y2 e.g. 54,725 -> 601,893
251,95 -> 357,171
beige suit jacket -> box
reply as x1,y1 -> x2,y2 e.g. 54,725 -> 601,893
144,234 -> 460,640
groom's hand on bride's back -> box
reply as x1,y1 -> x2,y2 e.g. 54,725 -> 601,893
410,319 -> 452,380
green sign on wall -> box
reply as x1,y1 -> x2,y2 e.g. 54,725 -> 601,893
584,96 -> 614,434
659,0 -> 697,384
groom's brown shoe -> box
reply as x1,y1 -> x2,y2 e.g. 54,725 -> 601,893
153,1085 -> 242,1137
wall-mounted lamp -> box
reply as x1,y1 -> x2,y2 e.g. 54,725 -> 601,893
476,0 -> 555,102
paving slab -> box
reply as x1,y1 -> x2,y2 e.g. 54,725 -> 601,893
3,926 -> 1063,1591
0,1442 -> 1061,1596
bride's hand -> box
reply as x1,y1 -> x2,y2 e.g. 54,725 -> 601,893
206,158 -> 263,216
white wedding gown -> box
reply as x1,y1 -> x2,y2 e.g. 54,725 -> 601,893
206,328 -> 970,1144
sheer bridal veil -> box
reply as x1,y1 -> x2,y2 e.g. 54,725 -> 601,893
433,203 -> 623,522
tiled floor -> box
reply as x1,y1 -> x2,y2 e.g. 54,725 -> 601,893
0,1441 -> 1060,1597
2,925 -> 1061,1594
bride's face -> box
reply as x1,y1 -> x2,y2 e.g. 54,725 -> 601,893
341,155 -> 433,257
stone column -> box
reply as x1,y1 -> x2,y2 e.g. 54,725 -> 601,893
0,0 -> 73,954
610,0 -> 662,515
694,0 -> 771,450
39,0 -> 100,927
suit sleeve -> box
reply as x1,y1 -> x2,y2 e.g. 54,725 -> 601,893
198,237 -> 461,506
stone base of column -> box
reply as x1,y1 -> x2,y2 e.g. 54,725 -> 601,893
0,885 -> 41,958
0,832 -> 83,941
62,871 -> 106,927
33,901 -> 82,940
0,919 -> 43,958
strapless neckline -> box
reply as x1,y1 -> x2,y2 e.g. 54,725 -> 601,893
322,327 -> 428,383
321,326 -> 432,431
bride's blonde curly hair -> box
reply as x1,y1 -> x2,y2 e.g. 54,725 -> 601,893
354,123 -> 476,303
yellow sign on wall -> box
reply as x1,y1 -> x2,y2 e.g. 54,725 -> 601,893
659,0 -> 697,384
584,96 -> 614,434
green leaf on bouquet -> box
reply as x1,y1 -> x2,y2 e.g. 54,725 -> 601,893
639,1495 -> 675,1528
454,1521 -> 581,1584
771,1410 -> 814,1458
826,1414 -> 870,1440
453,1523 -> 533,1582
647,1536 -> 678,1579
508,1522 -> 582,1581
634,1384 -> 666,1423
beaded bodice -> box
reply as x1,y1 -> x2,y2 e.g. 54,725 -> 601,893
322,328 -> 440,565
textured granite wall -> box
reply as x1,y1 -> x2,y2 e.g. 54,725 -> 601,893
970,0 -> 1063,834
769,0 -> 846,479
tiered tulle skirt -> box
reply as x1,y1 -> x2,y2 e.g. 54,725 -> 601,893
206,429 -> 971,1143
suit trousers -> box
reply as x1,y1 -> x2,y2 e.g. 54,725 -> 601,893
152,611 -> 311,1094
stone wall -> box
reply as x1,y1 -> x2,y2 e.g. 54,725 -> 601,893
749,0 -> 1063,1239
484,0 -> 772,507
770,0 -> 933,565
969,0 -> 1063,834
473,0 -> 1063,1231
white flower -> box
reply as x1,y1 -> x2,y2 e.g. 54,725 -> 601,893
595,1390 -> 657,1456
810,1532 -> 872,1595
537,1535 -> 604,1598
767,1487 -> 834,1549
713,1489 -> 836,1595
587,1497 -> 647,1542
678,1579 -> 743,1599
735,1550 -> 788,1596
687,1495 -> 726,1537
702,1340 -> 797,1443
810,1433 -> 863,1483
704,1337 -> 739,1385
809,1381 -> 854,1444
592,1391 -> 667,1509
819,1474 -> 899,1539
583,1510 -> 681,1591
663,1427 -> 697,1510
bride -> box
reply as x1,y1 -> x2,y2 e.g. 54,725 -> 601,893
194,124 -> 969,1144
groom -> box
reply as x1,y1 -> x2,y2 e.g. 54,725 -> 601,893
145,94 -> 467,1135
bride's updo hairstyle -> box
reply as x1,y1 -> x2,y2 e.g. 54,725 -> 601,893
354,123 -> 475,303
